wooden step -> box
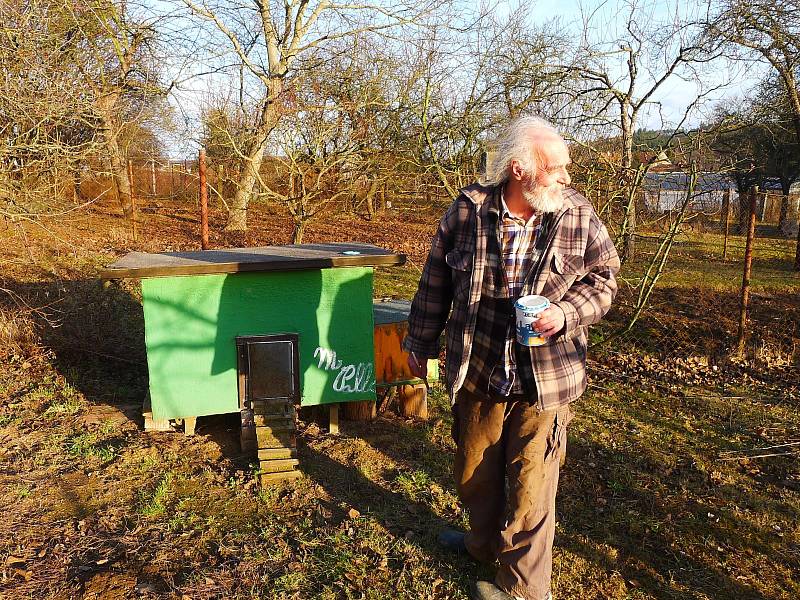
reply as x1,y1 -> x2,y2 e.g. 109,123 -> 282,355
253,412 -> 295,427
259,458 -> 300,474
256,425 -> 295,449
258,448 -> 297,461
260,470 -> 303,485
251,399 -> 295,416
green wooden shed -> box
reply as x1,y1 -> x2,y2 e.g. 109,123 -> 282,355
102,243 -> 406,480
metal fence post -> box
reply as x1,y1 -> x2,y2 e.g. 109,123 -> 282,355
795,217 -> 800,271
736,186 -> 758,356
128,159 -> 138,242
199,149 -> 209,250
722,188 -> 731,260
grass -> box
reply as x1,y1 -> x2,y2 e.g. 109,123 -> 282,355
0,196 -> 797,598
373,264 -> 423,299
66,432 -> 118,463
139,472 -> 174,517
622,227 -> 799,292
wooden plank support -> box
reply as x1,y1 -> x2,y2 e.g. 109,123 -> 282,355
398,384 -> 428,420
142,394 -> 172,432
329,403 -> 339,434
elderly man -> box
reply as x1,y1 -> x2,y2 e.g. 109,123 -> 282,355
403,116 -> 620,600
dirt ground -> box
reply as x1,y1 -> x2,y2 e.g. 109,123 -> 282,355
1,197 -> 799,599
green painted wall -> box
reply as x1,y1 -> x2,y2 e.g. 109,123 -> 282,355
141,267 -> 375,420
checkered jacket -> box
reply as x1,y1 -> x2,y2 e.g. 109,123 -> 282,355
403,183 -> 620,409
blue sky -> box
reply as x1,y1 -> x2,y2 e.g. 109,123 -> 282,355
155,0 -> 766,154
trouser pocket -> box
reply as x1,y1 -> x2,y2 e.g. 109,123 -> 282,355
544,405 -> 574,465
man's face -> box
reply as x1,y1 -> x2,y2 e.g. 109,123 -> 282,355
521,138 -> 571,214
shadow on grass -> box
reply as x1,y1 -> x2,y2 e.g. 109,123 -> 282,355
557,376 -> 800,600
601,285 -> 800,363
317,390 -> 795,599
560,434 -> 780,600
297,415 -> 485,597
1,277 -> 148,408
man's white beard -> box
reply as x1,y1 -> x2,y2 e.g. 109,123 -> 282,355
522,182 -> 564,214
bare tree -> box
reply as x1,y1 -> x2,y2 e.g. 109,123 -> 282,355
80,2 -> 165,220
0,0 -> 101,218
272,40 -> 398,242
179,0 -> 439,232
0,0 -> 167,224
705,0 -> 800,264
566,0 -> 721,262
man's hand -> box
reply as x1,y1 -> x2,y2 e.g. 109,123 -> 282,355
407,352 -> 428,379
535,305 -> 566,338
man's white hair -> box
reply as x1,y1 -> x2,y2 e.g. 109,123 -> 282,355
482,116 -> 563,187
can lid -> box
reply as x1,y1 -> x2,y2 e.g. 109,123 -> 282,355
514,295 -> 550,312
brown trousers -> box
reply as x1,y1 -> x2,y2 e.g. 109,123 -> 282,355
453,389 -> 572,600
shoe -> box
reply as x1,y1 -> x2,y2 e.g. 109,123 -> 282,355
471,582 -> 551,600
437,528 -> 468,554
471,581 -> 515,600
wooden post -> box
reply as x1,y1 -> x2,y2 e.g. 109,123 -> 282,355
342,400 -> 376,421
127,160 -> 137,242
329,403 -> 339,434
795,216 -> 800,271
722,189 -> 731,260
736,186 -> 758,356
199,149 -> 209,250
397,384 -> 428,420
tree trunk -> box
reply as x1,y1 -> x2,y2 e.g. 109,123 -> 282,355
107,135 -> 134,220
291,218 -> 306,244
737,188 -> 750,234
96,94 -> 133,220
225,138 -> 267,232
342,401 -> 376,421
397,384 -> 428,419
618,105 -> 636,263
365,177 -> 380,220
72,169 -> 83,204
621,196 -> 636,263
225,82 -> 283,232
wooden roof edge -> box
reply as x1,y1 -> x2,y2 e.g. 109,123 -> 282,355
99,252 -> 406,280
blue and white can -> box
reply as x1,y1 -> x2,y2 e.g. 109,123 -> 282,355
514,295 -> 550,346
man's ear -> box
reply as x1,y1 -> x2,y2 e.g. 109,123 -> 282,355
509,159 -> 525,181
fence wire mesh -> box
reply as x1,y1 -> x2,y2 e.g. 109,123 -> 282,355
590,196 -> 799,403
106,160 -> 800,402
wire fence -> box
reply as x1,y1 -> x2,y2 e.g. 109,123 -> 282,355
91,158 -> 800,399
591,191 -> 799,400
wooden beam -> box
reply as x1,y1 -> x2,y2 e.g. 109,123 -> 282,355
329,403 -> 339,434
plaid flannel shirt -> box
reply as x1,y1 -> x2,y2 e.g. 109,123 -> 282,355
403,183 -> 620,409
463,190 -> 541,396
